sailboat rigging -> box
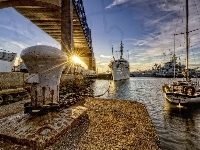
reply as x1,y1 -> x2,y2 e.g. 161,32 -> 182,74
162,0 -> 200,105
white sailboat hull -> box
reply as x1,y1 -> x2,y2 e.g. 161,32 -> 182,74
164,92 -> 200,104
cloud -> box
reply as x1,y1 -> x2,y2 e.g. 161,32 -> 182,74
106,0 -> 129,9
100,55 -> 112,59
9,41 -> 27,49
125,0 -> 200,69
37,41 -> 60,49
106,0 -> 165,9
0,37 -> 27,49
106,0 -> 150,9
0,21 -> 34,40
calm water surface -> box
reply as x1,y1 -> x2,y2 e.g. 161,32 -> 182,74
92,77 -> 200,150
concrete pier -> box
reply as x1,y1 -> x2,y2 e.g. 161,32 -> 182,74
71,98 -> 160,150
61,0 -> 74,54
0,106 -> 87,149
0,98 -> 160,149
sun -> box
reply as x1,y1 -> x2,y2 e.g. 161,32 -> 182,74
72,55 -> 81,64
70,55 -> 88,69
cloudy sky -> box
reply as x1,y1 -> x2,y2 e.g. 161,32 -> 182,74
0,0 -> 200,72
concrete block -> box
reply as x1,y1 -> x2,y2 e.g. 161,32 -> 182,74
0,106 -> 87,149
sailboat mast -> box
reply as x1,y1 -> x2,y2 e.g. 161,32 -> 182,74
186,0 -> 189,81
186,0 -> 189,70
174,35 -> 176,78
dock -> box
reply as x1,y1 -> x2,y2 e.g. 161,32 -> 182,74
96,73 -> 112,80
0,98 -> 160,150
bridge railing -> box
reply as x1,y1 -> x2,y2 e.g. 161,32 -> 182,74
73,0 -> 93,52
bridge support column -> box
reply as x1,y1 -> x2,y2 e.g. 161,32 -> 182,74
79,52 -> 96,71
88,57 -> 95,70
61,0 -> 74,56
92,58 -> 96,71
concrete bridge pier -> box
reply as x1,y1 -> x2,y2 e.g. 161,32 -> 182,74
61,0 -> 74,57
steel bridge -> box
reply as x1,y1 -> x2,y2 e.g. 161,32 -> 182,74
0,0 -> 96,70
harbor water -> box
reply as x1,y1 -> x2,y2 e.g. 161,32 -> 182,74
92,77 -> 200,150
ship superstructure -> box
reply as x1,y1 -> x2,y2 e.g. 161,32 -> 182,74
156,55 -> 185,77
109,41 -> 130,81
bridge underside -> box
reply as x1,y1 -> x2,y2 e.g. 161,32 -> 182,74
0,0 -> 96,70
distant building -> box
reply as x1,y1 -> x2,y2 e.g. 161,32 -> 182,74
0,51 -> 17,72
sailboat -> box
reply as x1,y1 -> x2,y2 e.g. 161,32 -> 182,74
108,41 -> 130,81
162,0 -> 200,105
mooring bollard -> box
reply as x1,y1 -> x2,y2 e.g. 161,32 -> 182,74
21,45 -> 67,114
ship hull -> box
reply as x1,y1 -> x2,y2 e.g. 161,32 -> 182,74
110,59 -> 130,81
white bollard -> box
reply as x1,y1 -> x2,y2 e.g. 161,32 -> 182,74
21,45 -> 67,108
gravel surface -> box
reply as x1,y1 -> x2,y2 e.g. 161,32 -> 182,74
47,98 -> 160,150
0,99 -> 29,119
0,98 -> 160,150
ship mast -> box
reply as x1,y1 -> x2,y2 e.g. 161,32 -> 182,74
120,41 -> 123,59
112,45 -> 113,56
186,0 -> 189,81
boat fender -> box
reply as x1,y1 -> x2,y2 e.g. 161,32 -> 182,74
184,86 -> 196,96
162,85 -> 170,93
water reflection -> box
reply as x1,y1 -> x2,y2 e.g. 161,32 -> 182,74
92,78 -> 200,150
162,100 -> 200,150
92,79 -> 131,99
108,79 -> 131,99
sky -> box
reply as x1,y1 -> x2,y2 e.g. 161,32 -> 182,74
1,0 -> 200,72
